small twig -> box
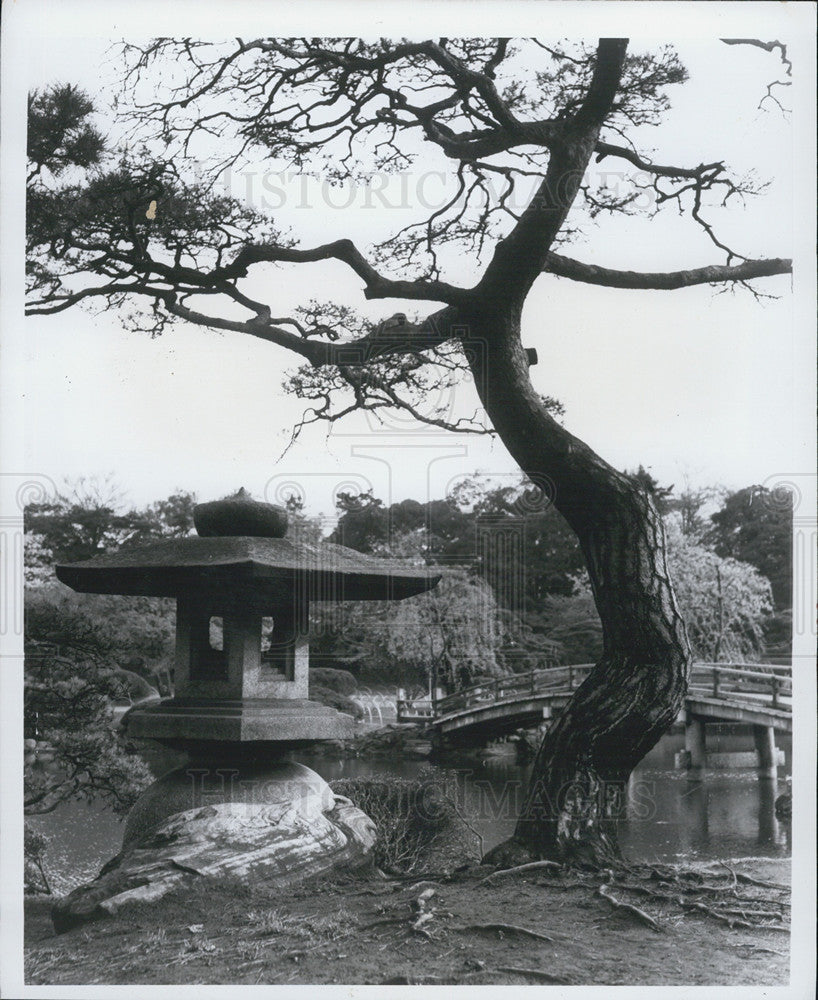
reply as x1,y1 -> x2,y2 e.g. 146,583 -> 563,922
597,884 -> 662,932
457,922 -> 554,942
478,860 -> 562,885
496,966 -> 571,984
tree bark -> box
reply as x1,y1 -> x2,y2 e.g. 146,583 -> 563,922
464,307 -> 692,865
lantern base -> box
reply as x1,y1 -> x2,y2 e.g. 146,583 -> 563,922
51,760 -> 376,934
123,696 -> 355,745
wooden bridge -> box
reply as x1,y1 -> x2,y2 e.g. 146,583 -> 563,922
398,662 -> 792,774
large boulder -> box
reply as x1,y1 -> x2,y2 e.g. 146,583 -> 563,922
51,761 -> 376,933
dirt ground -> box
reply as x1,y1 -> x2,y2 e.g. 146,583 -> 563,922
25,857 -> 790,987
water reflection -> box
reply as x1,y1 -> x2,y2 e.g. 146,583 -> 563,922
31,731 -> 791,893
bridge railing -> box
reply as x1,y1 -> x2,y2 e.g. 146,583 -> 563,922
690,663 -> 792,709
430,661 -> 791,719
434,664 -> 595,716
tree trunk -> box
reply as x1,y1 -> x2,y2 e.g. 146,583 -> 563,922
465,308 -> 692,865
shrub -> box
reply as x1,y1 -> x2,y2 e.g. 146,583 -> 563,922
330,771 -> 480,873
309,667 -> 358,696
24,825 -> 52,895
309,684 -> 363,719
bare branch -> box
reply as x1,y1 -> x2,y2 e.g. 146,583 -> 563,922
594,141 -> 719,181
215,238 -> 471,306
543,253 -> 793,290
720,39 -> 792,115
720,39 -> 791,76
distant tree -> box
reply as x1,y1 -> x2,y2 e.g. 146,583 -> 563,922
539,578 -> 605,665
24,593 -> 153,890
334,477 -> 585,618
331,491 -> 391,554
25,478 -> 196,566
626,466 -> 675,516
663,519 -> 773,661
137,490 -> 197,541
667,482 -> 724,541
456,475 -> 585,606
311,569 -> 517,693
706,486 -> 792,609
25,476 -> 138,564
23,532 -> 56,589
545,521 -> 775,665
276,492 -> 325,546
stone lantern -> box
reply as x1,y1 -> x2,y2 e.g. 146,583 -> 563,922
51,494 -> 440,931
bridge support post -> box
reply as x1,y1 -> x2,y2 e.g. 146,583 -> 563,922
753,725 -> 778,779
683,715 -> 707,777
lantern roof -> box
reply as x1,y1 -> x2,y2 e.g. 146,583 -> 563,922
56,494 -> 440,604
55,534 -> 440,603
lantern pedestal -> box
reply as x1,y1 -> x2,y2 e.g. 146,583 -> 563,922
125,697 -> 355,746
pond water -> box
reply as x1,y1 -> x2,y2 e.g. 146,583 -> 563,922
31,727 -> 791,895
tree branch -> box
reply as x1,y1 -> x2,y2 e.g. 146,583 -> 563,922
163,294 -> 459,369
216,238 -> 471,306
594,141 -> 720,181
720,39 -> 791,76
543,253 -> 793,290
479,39 -> 629,301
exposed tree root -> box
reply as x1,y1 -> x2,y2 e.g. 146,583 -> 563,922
734,873 -> 789,891
496,966 -> 572,984
601,878 -> 789,932
676,898 -> 789,932
383,966 -> 571,986
477,860 -> 562,885
597,884 -> 663,931
456,922 -> 555,942
470,858 -> 790,936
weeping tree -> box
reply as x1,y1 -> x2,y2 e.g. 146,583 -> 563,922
26,37 -> 792,864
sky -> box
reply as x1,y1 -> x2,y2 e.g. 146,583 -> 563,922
3,2 -> 815,518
